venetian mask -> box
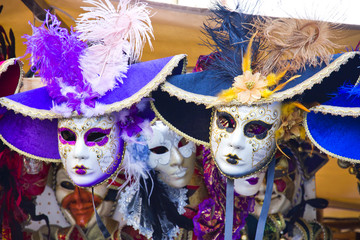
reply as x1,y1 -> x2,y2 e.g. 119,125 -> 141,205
253,156 -> 301,216
234,168 -> 267,196
210,103 -> 281,178
55,167 -> 114,228
58,115 -> 123,187
146,121 -> 196,188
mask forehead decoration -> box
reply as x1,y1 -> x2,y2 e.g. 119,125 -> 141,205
58,114 -> 123,187
146,121 -> 196,188
211,102 -> 281,178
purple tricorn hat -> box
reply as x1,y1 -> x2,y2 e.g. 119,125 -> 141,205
0,0 -> 187,173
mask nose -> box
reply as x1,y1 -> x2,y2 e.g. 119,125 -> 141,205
228,128 -> 246,150
73,138 -> 89,160
72,186 -> 89,203
169,147 -> 184,167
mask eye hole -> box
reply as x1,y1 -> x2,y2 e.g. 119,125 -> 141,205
59,128 -> 76,144
150,146 -> 169,154
60,181 -> 75,190
87,132 -> 107,143
84,128 -> 111,146
244,120 -> 273,139
178,137 -> 189,148
216,111 -> 236,132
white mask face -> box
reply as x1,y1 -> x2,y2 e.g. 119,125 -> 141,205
58,115 -> 123,187
234,168 -> 267,196
210,102 -> 281,178
146,121 -> 196,188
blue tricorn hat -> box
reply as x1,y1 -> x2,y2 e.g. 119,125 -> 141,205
152,52 -> 360,146
151,4 -> 360,181
151,4 -> 360,147
305,83 -> 360,163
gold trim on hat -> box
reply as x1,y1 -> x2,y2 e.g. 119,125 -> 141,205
161,52 -> 360,107
0,54 -> 187,120
0,133 -> 61,162
0,58 -> 24,95
150,98 -> 210,147
310,105 -> 360,117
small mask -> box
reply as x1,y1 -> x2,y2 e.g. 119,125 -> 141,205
253,156 -> 301,216
234,168 -> 267,196
210,102 -> 281,178
55,168 -> 114,228
146,121 -> 196,188
58,115 -> 123,187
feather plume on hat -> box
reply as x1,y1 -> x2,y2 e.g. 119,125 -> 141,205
252,17 -> 340,76
23,0 -> 154,117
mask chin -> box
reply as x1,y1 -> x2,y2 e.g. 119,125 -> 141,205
210,103 -> 281,178
234,169 -> 267,196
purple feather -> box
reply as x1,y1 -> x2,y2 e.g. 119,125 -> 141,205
22,11 -> 98,115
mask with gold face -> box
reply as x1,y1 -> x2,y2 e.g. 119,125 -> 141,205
210,102 -> 281,178
58,114 -> 123,187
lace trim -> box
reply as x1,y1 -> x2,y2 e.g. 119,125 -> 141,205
117,183 -> 154,239
160,180 -> 188,215
304,112 -> 360,163
150,98 -> 210,147
310,105 -> 360,117
161,52 -> 359,106
0,55 -> 187,120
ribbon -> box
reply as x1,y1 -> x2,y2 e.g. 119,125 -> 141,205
255,158 -> 275,240
91,187 -> 111,238
224,178 -> 234,240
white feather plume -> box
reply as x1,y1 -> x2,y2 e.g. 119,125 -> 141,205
76,0 -> 153,95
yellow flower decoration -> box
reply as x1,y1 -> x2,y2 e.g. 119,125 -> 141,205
217,33 -> 300,105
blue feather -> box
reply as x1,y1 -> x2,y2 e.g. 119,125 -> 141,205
202,3 -> 259,81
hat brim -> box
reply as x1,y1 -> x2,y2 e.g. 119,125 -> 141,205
0,55 -> 187,119
152,52 -> 360,144
159,52 -> 360,106
0,55 -> 185,161
0,58 -> 23,97
0,110 -> 60,161
305,111 -> 360,163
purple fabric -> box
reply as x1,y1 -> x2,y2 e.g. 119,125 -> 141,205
97,56 -> 175,104
0,110 -> 60,160
193,148 -> 255,240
